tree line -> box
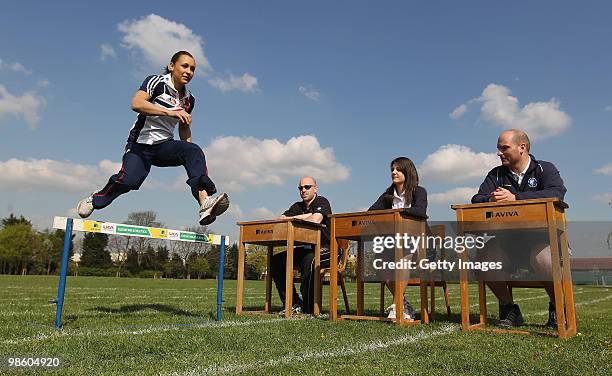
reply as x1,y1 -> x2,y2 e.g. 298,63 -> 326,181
0,212 -> 270,280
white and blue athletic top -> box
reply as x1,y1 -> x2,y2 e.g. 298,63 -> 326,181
127,74 -> 196,145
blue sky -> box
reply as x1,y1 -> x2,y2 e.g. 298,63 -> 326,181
1,1 -> 611,242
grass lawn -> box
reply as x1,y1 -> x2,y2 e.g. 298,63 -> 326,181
0,275 -> 611,375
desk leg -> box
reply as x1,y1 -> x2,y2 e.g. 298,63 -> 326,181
419,233 -> 429,324
560,219 -> 577,336
285,223 -> 295,319
478,279 -> 487,326
264,246 -> 273,314
314,236 -> 321,316
394,244 -> 404,325
460,264 -> 470,330
357,241 -> 364,316
236,239 -> 246,315
547,203 -> 567,338
330,219 -> 338,321
457,210 -> 471,330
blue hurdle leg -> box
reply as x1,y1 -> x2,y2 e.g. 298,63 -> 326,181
55,218 -> 73,329
216,236 -> 226,321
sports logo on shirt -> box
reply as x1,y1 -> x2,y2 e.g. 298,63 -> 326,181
527,177 -> 537,188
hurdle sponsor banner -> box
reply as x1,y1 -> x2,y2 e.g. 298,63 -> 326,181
52,217 -> 228,245
116,225 -> 151,237
167,230 -> 181,241
149,228 -> 168,239
83,220 -> 103,233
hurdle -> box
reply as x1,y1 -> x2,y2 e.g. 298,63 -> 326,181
52,216 -> 229,329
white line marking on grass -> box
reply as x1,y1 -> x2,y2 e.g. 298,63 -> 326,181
468,290 -> 588,308
523,294 -> 612,317
168,324 -> 458,376
2,316 -> 309,345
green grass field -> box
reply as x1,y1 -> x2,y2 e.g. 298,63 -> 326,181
0,275 -> 610,375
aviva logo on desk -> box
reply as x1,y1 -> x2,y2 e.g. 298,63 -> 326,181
485,210 -> 519,219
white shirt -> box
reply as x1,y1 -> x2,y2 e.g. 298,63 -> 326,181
510,162 -> 530,185
128,74 -> 195,145
392,188 -> 412,209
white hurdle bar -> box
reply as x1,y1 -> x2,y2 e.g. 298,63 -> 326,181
52,216 -> 229,328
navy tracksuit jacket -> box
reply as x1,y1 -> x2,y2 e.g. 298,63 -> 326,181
472,155 -> 567,203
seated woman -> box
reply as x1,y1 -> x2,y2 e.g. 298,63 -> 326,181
368,156 -> 427,320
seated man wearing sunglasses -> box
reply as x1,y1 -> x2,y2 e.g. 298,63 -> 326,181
270,176 -> 332,315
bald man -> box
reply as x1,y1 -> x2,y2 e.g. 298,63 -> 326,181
472,129 -> 567,329
270,176 -> 332,315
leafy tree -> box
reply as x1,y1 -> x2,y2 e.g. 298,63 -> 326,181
1,214 -> 31,228
245,245 -> 268,280
0,222 -> 37,274
224,243 -> 239,279
187,254 -> 209,279
164,253 -> 185,278
126,247 -> 140,274
80,232 -> 111,268
34,229 -> 75,275
156,245 -> 170,269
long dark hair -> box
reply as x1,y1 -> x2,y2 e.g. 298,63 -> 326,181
163,51 -> 194,74
383,156 -> 419,207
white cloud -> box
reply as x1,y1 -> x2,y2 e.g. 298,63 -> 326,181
37,79 -> 50,88
419,144 -> 498,183
0,58 -> 32,74
605,105 -> 612,112
226,203 -> 244,220
299,86 -> 320,101
452,83 -> 572,139
29,214 -> 53,231
429,187 -> 479,204
0,85 -> 43,128
594,163 -> 612,175
208,73 -> 258,93
449,104 -> 467,119
205,135 -> 350,192
228,206 -> 276,221
98,159 -> 122,175
118,14 -> 210,72
0,136 -> 349,196
100,43 -> 117,61
0,158 -> 124,193
592,193 -> 612,204
117,14 -> 259,91
9,62 -> 32,75
249,207 -> 276,220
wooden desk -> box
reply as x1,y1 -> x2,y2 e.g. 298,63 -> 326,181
451,198 -> 577,338
236,218 -> 322,318
328,209 -> 429,326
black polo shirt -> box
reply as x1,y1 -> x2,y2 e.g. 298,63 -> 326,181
283,195 -> 332,246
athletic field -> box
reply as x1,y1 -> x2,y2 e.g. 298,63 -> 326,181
1,275 -> 610,375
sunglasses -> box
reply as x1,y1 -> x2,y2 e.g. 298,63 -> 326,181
298,185 -> 313,191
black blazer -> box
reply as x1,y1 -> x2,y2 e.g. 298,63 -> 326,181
368,185 -> 428,217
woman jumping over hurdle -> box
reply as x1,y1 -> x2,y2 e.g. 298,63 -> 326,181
76,50 -> 229,225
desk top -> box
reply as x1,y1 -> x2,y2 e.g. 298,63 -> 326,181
328,208 -> 427,220
451,197 -> 568,210
237,217 -> 324,228
237,217 -> 323,246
